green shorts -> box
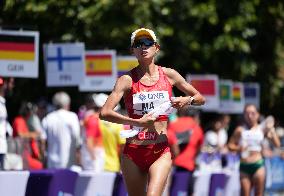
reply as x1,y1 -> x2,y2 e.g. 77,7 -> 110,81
240,159 -> 265,176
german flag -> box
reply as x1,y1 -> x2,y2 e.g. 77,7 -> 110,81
0,34 -> 35,61
85,54 -> 112,76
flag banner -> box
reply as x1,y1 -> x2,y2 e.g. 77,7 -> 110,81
0,30 -> 39,78
231,82 -> 245,114
79,50 -> 117,92
86,54 -> 112,76
244,82 -> 260,109
187,74 -> 219,112
43,43 -> 85,87
117,56 -> 138,77
219,80 -> 233,113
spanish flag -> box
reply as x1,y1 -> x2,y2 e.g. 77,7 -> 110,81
85,54 -> 112,76
0,34 -> 35,61
191,79 -> 215,95
117,57 -> 138,77
233,86 -> 241,101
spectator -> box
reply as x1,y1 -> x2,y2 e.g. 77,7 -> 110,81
204,114 -> 229,153
41,92 -> 81,169
0,77 -> 13,170
94,93 -> 125,172
26,102 -> 44,134
12,101 -> 43,169
276,126 -> 284,159
80,93 -> 104,171
167,106 -> 204,196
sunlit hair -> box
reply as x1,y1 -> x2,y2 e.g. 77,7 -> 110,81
52,91 -> 70,109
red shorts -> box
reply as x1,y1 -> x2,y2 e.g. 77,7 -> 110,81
123,142 -> 171,171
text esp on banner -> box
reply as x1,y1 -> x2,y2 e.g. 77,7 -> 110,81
43,43 -> 85,87
187,74 -> 219,112
244,82 -> 260,110
219,80 -> 233,113
0,30 -> 39,78
117,56 -> 138,77
79,50 -> 117,92
231,82 -> 245,114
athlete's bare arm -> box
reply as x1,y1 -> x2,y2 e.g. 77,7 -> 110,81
99,75 -> 156,127
163,67 -> 205,107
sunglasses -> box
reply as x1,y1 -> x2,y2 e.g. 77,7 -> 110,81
133,38 -> 156,48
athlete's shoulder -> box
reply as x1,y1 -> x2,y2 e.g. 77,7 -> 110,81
161,66 -> 180,78
115,73 -> 133,91
117,73 -> 132,84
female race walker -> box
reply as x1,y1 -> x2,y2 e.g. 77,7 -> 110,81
100,28 -> 205,196
228,104 -> 280,196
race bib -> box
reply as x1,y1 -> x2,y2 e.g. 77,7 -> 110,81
132,91 -> 169,115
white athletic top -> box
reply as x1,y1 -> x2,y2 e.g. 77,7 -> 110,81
240,125 -> 264,152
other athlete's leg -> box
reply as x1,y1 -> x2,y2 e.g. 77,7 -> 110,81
252,167 -> 265,196
240,172 -> 252,196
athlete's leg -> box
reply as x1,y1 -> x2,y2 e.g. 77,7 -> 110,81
147,152 -> 172,196
252,167 -> 265,196
240,172 -> 252,196
121,154 -> 148,196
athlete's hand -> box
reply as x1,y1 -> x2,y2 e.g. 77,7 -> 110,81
138,113 -> 156,128
171,96 -> 192,108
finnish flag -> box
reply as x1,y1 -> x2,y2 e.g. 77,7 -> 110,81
43,43 -> 85,87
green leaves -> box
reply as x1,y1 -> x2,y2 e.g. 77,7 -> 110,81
1,0 -> 284,114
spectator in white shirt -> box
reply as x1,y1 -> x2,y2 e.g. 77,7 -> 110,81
204,114 -> 230,153
0,77 -> 13,170
41,91 -> 81,169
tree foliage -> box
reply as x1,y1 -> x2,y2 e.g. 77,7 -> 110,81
1,0 -> 284,119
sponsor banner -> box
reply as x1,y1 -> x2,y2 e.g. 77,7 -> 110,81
43,43 -> 85,86
187,74 -> 219,111
265,157 -> 284,192
74,171 -> 116,196
219,80 -> 233,113
231,82 -> 245,114
244,82 -> 260,109
79,50 -> 117,92
0,30 -> 39,78
117,56 -> 138,77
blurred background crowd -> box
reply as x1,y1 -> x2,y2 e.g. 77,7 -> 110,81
1,76 -> 283,174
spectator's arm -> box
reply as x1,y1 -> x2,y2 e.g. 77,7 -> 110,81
266,128 -> 281,148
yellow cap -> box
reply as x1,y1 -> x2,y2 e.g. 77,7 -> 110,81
130,28 -> 157,46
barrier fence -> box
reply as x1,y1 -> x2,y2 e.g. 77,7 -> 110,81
0,155 -> 283,196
